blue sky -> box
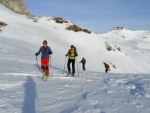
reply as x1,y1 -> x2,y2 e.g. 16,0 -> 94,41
25,0 -> 150,33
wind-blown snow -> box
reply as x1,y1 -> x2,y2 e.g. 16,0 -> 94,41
0,4 -> 150,113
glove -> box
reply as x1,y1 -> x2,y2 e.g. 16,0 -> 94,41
49,51 -> 52,55
35,53 -> 38,56
65,54 -> 68,57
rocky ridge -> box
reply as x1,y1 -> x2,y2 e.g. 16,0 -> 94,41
0,0 -> 31,16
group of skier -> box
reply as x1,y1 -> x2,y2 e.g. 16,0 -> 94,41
35,40 -> 109,79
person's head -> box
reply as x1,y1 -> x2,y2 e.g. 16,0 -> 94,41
71,45 -> 74,49
43,40 -> 47,47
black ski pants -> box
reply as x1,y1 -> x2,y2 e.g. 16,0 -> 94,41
67,59 -> 75,74
82,63 -> 86,70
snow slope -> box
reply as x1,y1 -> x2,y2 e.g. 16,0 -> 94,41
0,3 -> 106,73
0,4 -> 150,113
99,28 -> 150,73
0,4 -> 150,73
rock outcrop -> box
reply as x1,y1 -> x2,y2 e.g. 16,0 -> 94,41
0,21 -> 7,31
50,17 -> 91,34
66,25 -> 91,34
113,27 -> 124,30
0,0 -> 31,16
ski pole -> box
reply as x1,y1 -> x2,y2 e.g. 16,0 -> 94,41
35,56 -> 41,78
49,56 -> 53,77
76,57 -> 79,77
49,55 -> 51,65
36,56 -> 37,62
63,57 -> 67,74
79,62 -> 80,72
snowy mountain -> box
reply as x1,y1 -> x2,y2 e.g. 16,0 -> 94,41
0,4 -> 150,113
99,27 -> 150,73
1,3 -> 150,73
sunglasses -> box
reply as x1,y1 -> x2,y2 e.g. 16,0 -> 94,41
43,43 -> 47,44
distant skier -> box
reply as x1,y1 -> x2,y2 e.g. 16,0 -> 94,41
103,62 -> 110,73
35,40 -> 53,78
79,57 -> 86,70
65,45 -> 78,76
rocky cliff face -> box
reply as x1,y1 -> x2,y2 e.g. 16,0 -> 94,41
0,0 -> 31,16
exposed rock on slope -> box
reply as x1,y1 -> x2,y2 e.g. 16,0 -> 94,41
113,27 -> 124,30
0,21 -> 7,27
66,25 -> 91,34
0,0 -> 31,16
49,17 -> 91,34
0,21 -> 7,31
52,17 -> 69,24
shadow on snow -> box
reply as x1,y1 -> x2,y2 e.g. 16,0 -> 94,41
22,76 -> 37,113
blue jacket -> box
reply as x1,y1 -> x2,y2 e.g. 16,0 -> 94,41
37,46 -> 53,58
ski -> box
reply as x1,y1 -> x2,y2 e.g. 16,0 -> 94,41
65,74 -> 75,77
38,72 -> 53,81
38,75 -> 48,81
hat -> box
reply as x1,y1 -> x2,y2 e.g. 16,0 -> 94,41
43,40 -> 47,44
71,45 -> 74,48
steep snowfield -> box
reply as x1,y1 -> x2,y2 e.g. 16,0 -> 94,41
0,4 -> 150,113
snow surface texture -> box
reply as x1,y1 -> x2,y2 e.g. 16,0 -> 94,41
1,72 -> 150,113
0,4 -> 150,113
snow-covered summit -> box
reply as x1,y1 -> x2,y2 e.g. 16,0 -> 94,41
101,26 -> 150,40
113,26 -> 126,31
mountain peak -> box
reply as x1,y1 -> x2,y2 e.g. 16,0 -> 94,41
0,0 -> 31,16
113,27 -> 126,31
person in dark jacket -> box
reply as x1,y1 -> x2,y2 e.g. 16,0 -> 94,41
35,40 -> 53,78
79,57 -> 86,70
103,62 -> 110,73
65,45 -> 78,76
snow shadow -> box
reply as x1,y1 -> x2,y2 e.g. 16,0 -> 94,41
126,80 -> 145,97
130,82 -> 145,96
35,63 -> 43,72
35,63 -> 64,73
51,65 -> 63,72
60,106 -> 79,113
22,76 -> 37,113
50,65 -> 67,74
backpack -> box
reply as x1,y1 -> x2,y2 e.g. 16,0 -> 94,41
74,47 -> 78,56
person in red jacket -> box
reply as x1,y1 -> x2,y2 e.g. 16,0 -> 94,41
35,40 -> 53,78
103,62 -> 110,73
